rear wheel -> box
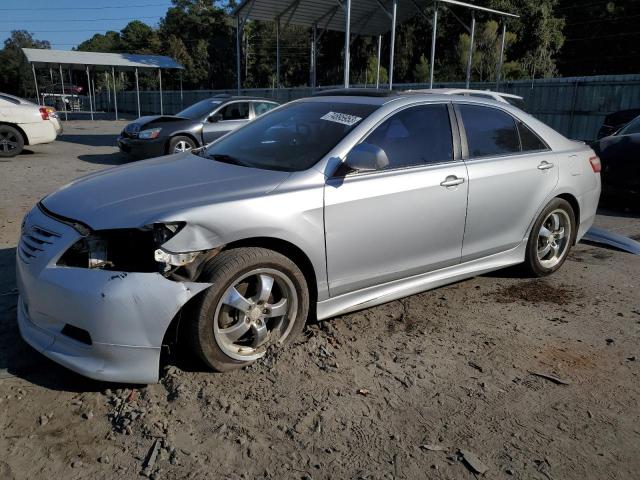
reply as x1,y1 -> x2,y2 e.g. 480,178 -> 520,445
188,247 -> 309,372
0,125 -> 24,158
168,135 -> 196,154
523,198 -> 576,276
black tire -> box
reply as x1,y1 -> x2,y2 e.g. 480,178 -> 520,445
523,198 -> 576,277
188,247 -> 309,372
167,135 -> 196,154
0,125 -> 24,158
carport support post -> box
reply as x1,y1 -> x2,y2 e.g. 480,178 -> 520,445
105,72 -> 111,108
496,23 -> 506,89
112,67 -> 118,121
276,18 -> 280,89
85,66 -> 94,120
31,64 -> 40,105
59,65 -> 68,121
465,12 -> 476,89
343,0 -> 351,88
310,23 -> 317,90
376,34 -> 381,89
429,2 -> 438,88
135,68 -> 141,118
389,0 -> 397,90
158,69 -> 163,115
236,14 -> 241,94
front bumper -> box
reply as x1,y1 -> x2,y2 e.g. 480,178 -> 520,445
117,136 -> 166,159
16,205 -> 211,383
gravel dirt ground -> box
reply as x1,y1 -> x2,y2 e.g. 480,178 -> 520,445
0,121 -> 639,480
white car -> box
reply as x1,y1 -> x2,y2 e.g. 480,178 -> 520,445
407,88 -> 527,111
0,92 -> 61,157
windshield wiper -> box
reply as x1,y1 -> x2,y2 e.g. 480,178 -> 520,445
205,153 -> 248,167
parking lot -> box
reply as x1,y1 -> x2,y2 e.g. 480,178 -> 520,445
0,121 -> 639,480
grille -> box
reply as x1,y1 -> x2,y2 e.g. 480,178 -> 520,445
19,224 -> 61,264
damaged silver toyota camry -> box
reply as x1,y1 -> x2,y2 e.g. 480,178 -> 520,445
17,91 -> 601,383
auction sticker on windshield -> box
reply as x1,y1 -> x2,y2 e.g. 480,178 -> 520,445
320,111 -> 362,126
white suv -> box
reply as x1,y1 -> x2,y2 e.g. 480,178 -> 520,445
0,92 -> 61,157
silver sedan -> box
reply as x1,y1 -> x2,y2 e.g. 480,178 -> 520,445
17,92 -> 601,383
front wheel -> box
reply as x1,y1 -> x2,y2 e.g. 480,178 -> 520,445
523,198 -> 576,277
168,135 -> 196,154
188,247 -> 309,372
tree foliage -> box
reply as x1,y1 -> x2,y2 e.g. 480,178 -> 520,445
0,0 -> 582,97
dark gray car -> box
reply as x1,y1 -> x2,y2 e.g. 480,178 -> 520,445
118,95 -> 279,159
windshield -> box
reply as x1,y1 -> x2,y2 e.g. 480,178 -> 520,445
203,101 -> 379,172
618,116 -> 640,136
177,99 -> 222,120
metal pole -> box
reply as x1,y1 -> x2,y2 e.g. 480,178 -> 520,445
105,71 -> 111,108
236,15 -> 241,94
429,2 -> 438,88
496,23 -> 506,90
389,0 -> 397,90
69,68 -> 74,112
376,34 -> 381,89
158,69 -> 163,115
31,64 -> 40,105
179,71 -> 183,109
465,12 -> 476,89
343,0 -> 351,88
112,67 -> 118,121
310,23 -> 317,90
135,68 -> 141,118
86,66 -> 94,120
276,18 -> 280,88
91,77 -> 96,114
59,65 -> 68,121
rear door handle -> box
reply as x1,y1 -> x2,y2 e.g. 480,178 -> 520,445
440,175 -> 465,187
537,161 -> 554,170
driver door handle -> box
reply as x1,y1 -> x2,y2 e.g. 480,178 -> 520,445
440,175 -> 465,187
537,161 -> 555,170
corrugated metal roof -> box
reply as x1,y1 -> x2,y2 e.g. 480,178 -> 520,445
22,48 -> 183,70
234,0 -> 517,36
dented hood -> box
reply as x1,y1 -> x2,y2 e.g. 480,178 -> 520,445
41,152 -> 290,230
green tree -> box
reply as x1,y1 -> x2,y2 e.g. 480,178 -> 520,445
413,54 -> 430,83
0,30 -> 50,98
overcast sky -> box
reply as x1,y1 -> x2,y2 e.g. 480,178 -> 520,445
1,0 -> 170,50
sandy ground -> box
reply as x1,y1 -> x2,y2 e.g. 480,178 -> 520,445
0,121 -> 639,480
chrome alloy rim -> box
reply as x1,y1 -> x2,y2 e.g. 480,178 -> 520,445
213,268 -> 298,361
173,140 -> 192,153
537,209 -> 571,269
0,130 -> 19,154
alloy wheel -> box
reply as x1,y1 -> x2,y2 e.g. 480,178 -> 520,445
173,140 -> 192,153
0,130 -> 19,154
537,209 -> 571,269
213,268 -> 298,361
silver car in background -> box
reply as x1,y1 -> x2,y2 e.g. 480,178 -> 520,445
17,91 -> 601,383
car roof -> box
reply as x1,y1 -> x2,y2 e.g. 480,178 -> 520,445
0,92 -> 31,104
205,95 -> 279,103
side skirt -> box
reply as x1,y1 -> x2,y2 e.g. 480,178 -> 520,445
316,241 -> 527,320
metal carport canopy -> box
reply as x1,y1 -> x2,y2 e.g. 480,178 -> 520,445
233,0 -> 518,91
23,48 -> 183,121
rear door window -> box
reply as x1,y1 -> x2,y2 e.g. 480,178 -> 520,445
219,102 -> 250,121
458,104 -> 520,158
364,104 -> 453,169
517,121 -> 548,151
253,102 -> 278,116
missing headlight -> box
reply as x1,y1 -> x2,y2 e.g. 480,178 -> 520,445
58,228 -> 157,272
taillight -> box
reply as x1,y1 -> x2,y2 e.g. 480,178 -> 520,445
39,107 -> 49,120
588,155 -> 601,173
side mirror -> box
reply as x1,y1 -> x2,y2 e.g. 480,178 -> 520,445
208,113 -> 222,123
345,143 -> 389,172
